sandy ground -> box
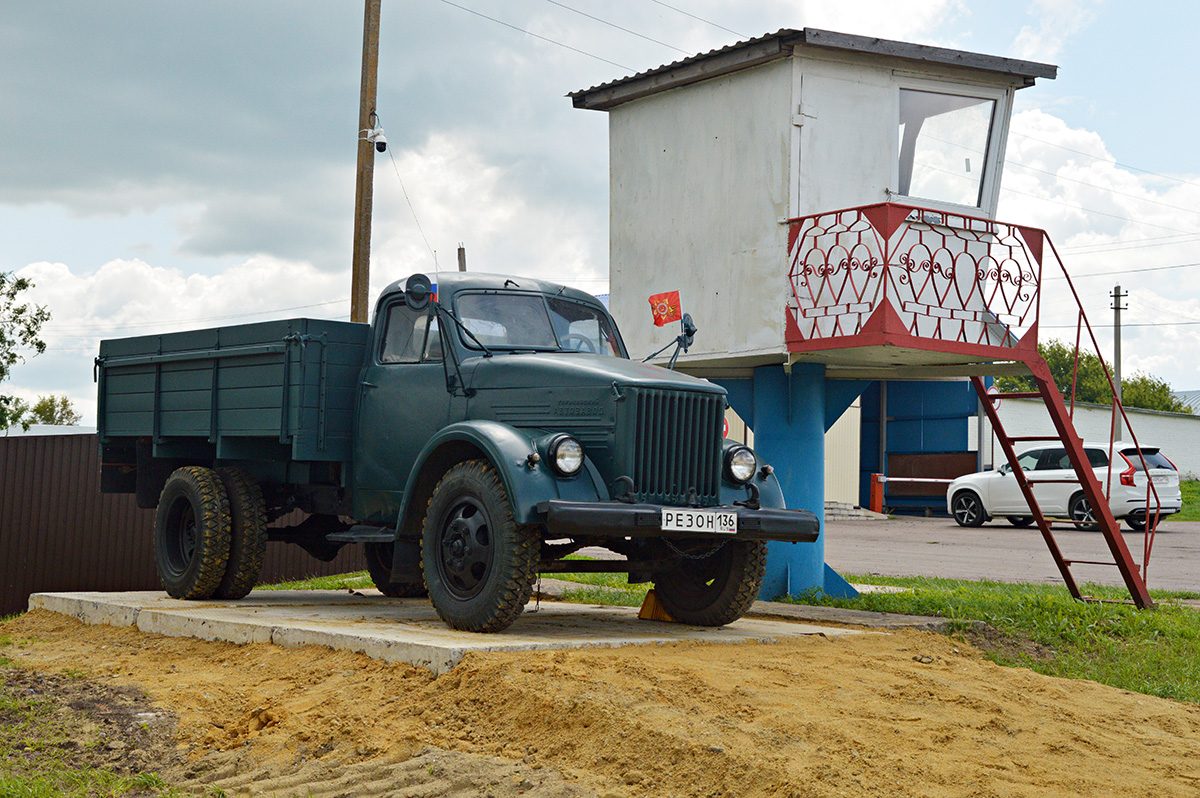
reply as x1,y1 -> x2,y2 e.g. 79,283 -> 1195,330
4,608 -> 1200,797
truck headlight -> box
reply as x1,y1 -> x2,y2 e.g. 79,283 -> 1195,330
725,446 -> 757,484
548,435 -> 584,476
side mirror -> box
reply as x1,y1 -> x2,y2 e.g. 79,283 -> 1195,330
680,313 -> 697,350
405,274 -> 433,311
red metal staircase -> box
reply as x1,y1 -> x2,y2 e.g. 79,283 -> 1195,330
783,202 -> 1165,608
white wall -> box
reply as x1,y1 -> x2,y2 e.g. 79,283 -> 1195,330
978,399 -> 1200,478
608,58 -> 794,369
824,399 -> 861,503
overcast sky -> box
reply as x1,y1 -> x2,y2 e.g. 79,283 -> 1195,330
3,0 -> 1200,423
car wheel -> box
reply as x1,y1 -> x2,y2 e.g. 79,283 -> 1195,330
1068,493 -> 1099,531
154,466 -> 231,599
421,460 -> 538,632
365,541 -> 427,598
952,491 -> 986,527
653,540 -> 766,626
1006,516 -> 1034,528
1126,517 -> 1147,532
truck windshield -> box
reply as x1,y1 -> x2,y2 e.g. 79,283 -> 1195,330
455,292 -> 622,356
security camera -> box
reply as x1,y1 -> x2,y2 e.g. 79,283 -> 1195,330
360,126 -> 387,153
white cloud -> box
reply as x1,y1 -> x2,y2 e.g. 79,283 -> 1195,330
11,256 -> 349,424
1011,0 -> 1099,62
996,109 -> 1200,389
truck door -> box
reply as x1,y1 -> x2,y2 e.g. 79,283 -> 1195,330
353,299 -> 450,524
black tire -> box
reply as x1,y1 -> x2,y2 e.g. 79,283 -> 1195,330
653,540 -> 766,626
421,461 -> 538,632
1126,516 -> 1147,532
213,467 -> 268,600
154,466 -> 231,600
951,491 -> 986,527
1068,493 -> 1099,531
1006,516 -> 1034,528
365,542 -> 427,598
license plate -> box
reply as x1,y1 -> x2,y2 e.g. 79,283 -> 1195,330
1152,475 -> 1170,485
661,508 -> 738,535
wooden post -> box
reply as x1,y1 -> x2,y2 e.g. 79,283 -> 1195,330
350,0 -> 382,324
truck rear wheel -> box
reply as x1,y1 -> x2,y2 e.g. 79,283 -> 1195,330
213,467 -> 268,600
365,542 -> 427,598
154,466 -> 231,600
421,460 -> 537,632
653,540 -> 766,626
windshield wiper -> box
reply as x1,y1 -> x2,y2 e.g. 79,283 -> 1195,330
436,305 -> 493,358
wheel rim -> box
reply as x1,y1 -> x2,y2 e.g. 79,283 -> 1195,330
954,495 -> 978,525
1072,497 -> 1095,526
660,545 -> 730,611
162,496 -> 197,576
435,497 -> 494,600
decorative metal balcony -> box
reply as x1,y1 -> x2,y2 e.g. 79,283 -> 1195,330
787,202 -> 1166,608
785,202 -> 1048,375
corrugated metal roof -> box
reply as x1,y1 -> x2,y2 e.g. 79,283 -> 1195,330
1172,390 -> 1200,412
570,27 -> 1057,111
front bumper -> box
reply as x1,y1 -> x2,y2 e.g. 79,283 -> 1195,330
536,499 -> 819,543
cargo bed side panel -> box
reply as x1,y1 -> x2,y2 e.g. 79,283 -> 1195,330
98,318 -> 370,466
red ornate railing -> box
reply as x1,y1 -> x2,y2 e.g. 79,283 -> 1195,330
786,202 -> 1045,352
786,202 -> 1167,601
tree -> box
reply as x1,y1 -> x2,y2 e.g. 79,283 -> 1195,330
995,339 -> 1191,414
0,273 -> 50,429
7,394 -> 83,427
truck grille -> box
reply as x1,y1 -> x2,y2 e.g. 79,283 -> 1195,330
630,389 -> 723,506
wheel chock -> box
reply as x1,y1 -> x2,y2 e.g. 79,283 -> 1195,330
637,589 -> 677,623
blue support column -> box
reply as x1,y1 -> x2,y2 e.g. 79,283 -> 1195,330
719,364 -> 831,599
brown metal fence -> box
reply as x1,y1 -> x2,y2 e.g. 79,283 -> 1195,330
0,433 -> 367,617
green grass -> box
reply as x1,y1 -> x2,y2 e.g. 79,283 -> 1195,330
1176,479 -> 1200,521
259,571 -> 375,591
791,575 -> 1200,703
0,670 -> 177,797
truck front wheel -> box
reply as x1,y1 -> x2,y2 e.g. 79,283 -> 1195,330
421,460 -> 537,632
653,540 -> 766,626
154,466 -> 232,600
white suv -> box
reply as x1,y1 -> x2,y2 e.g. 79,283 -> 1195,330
947,443 -> 1181,531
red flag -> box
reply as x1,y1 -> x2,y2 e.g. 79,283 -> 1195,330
648,290 -> 682,327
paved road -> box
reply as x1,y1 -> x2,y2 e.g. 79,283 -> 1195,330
824,515 -> 1200,593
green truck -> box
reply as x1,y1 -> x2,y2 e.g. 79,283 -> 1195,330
97,272 -> 817,632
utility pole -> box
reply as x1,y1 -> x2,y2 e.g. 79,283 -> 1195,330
1112,284 -> 1127,439
457,243 -> 467,272
350,0 -> 382,324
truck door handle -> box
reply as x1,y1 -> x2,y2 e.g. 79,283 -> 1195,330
361,381 -> 377,389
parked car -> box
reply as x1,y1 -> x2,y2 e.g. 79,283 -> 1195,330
947,443 -> 1181,531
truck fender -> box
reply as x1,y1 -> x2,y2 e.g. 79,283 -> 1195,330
394,420 -> 607,537
717,448 -> 790,510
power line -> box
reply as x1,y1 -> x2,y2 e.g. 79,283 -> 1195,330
999,183 -> 1200,236
542,0 -> 690,55
1010,131 -> 1200,192
1004,158 -> 1200,219
1059,233 -> 1200,254
1044,261 -> 1200,281
46,299 -> 350,333
438,0 -> 633,70
648,0 -> 747,38
384,145 -> 437,268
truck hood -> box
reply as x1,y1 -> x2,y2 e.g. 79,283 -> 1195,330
465,353 -> 725,395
